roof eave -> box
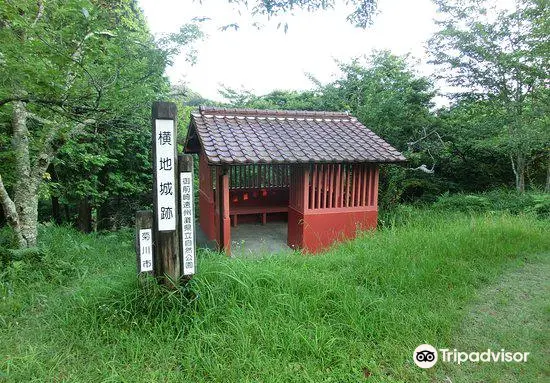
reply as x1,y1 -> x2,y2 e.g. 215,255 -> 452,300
183,114 -> 202,154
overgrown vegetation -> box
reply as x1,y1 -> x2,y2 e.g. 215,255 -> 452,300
1,0 -> 548,245
0,0 -> 202,242
1,204 -> 549,382
0,0 -> 548,379
432,190 -> 550,218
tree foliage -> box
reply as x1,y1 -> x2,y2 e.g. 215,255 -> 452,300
0,0 -> 201,245
1,0 -> 548,247
429,0 -> 550,192
224,0 -> 378,28
320,52 -> 435,149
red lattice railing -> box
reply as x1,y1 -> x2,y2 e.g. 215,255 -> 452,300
307,163 -> 377,210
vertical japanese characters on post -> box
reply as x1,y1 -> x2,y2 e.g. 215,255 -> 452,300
139,229 -> 153,272
180,172 -> 195,275
144,102 -> 196,283
155,119 -> 176,231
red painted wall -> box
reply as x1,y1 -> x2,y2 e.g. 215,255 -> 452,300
288,207 -> 377,253
287,164 -> 379,253
199,192 -> 215,240
287,208 -> 304,251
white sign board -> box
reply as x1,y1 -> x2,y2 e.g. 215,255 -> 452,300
139,229 -> 153,272
155,119 -> 176,231
180,172 -> 195,275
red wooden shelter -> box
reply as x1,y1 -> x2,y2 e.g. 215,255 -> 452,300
184,107 -> 405,255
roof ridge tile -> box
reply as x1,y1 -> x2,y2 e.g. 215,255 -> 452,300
198,105 -> 351,120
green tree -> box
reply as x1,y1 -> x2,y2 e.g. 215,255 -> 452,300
222,0 -> 378,28
436,98 -> 514,191
324,52 -> 440,204
320,52 -> 436,150
0,0 -> 201,246
220,87 -> 325,111
429,0 -> 550,192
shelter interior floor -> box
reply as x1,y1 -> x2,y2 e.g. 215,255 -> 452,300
196,220 -> 293,257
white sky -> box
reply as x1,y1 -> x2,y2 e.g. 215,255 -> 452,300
138,0 -> 440,102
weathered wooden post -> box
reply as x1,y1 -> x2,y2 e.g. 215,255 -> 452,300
152,102 -> 180,285
178,154 -> 196,278
135,102 -> 198,286
214,166 -> 231,255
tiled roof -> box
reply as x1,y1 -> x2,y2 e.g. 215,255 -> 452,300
184,106 -> 406,165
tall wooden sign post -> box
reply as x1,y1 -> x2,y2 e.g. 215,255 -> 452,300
136,101 -> 196,286
152,102 -> 180,285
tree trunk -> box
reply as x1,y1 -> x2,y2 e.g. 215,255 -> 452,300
17,193 -> 39,246
511,153 -> 526,193
77,197 -> 92,233
0,101 -> 45,248
0,173 -> 25,246
0,100 -> 68,247
11,101 -> 39,247
516,154 -> 526,193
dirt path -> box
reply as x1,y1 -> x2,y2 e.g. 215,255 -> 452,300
438,254 -> 550,382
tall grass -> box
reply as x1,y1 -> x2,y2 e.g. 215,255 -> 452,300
1,209 -> 549,382
431,189 -> 550,218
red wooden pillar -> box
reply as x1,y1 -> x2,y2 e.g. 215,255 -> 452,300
287,165 -> 309,250
373,165 -> 379,207
302,165 -> 309,211
199,152 -> 216,240
215,166 -> 231,255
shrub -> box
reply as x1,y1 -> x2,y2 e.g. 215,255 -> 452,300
433,192 -> 491,212
433,190 -> 550,217
526,195 -> 550,219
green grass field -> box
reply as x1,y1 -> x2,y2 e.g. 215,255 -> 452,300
1,208 -> 549,382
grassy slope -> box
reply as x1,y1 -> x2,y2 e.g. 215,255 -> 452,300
1,210 -> 549,382
439,254 -> 550,383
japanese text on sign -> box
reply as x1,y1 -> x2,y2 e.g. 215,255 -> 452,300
180,172 -> 195,275
139,229 -> 153,272
155,119 -> 176,231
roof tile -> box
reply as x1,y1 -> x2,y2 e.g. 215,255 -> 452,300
185,106 -> 406,164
